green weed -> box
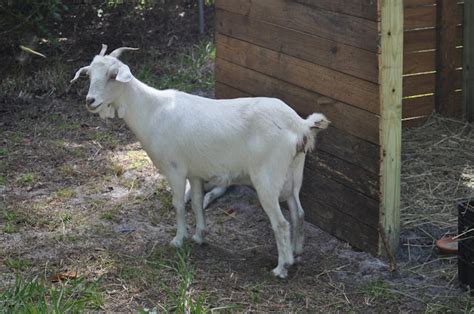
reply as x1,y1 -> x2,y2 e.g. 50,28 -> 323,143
4,257 -> 30,271
55,187 -> 76,199
19,173 -> 38,186
0,274 -> 103,312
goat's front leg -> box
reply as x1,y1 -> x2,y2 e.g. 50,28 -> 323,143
189,177 -> 207,244
168,175 -> 188,248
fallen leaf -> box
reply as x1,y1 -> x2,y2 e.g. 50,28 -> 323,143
50,271 -> 78,282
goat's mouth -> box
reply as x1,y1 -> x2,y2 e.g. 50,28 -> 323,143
86,102 -> 103,112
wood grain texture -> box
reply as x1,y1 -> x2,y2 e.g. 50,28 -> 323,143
301,169 -> 379,255
463,0 -> 474,121
404,70 -> 462,97
216,34 -> 380,114
378,0 -> 403,256
215,57 -> 380,144
404,0 -> 436,7
404,48 -> 463,75
306,149 -> 379,200
436,0 -> 461,117
404,2 -> 463,30
292,0 -> 378,20
216,9 -> 378,83
215,0 -> 379,52
404,26 -> 463,52
402,95 -> 435,118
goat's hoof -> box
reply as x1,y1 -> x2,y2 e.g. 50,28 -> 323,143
272,267 -> 288,279
170,237 -> 184,248
191,234 -> 206,245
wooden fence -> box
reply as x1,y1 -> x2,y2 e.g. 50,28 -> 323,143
214,0 -> 470,255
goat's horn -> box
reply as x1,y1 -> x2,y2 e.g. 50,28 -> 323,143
109,47 -> 139,58
99,44 -> 108,56
70,66 -> 90,83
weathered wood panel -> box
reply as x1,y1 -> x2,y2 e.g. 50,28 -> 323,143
216,9 -> 378,83
292,0 -> 378,20
404,2 -> 463,30
305,150 -> 379,200
301,169 -> 379,255
215,57 -> 380,144
404,26 -> 463,52
404,48 -> 463,74
404,0 -> 436,7
216,34 -> 380,114
403,70 -> 462,97
402,95 -> 435,119
463,0 -> 474,121
215,0 -> 379,52
436,0 -> 462,117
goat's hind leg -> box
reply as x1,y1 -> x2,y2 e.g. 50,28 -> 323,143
189,177 -> 207,244
287,195 -> 304,262
254,180 -> 294,278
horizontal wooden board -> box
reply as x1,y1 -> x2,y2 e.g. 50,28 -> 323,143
402,95 -> 435,119
301,169 -> 379,255
404,48 -> 463,74
216,9 -> 378,83
402,116 -> 430,127
306,149 -> 379,200
292,0 -> 378,20
215,0 -> 378,52
402,92 -> 462,122
215,57 -> 380,144
404,26 -> 463,52
403,70 -> 462,97
404,3 -> 463,30
216,34 -> 380,114
214,81 -> 380,174
404,0 -> 435,8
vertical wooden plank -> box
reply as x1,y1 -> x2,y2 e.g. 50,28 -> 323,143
435,0 -> 459,116
464,0 -> 474,122
379,0 -> 403,256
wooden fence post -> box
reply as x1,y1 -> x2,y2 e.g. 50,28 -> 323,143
464,0 -> 474,122
435,0 -> 459,116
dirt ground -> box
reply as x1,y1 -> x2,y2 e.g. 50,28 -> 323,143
1,2 -> 474,312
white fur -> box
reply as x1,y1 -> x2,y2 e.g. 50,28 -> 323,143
72,46 -> 330,278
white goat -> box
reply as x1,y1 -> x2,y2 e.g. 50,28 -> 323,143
71,45 -> 329,278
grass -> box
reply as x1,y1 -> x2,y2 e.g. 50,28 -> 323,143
55,187 -> 76,200
4,257 -> 30,272
18,172 -> 38,186
137,38 -> 215,93
0,274 -> 103,313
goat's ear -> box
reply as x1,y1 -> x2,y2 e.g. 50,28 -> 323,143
70,66 -> 90,83
115,64 -> 132,83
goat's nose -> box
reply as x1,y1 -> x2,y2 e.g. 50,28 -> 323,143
85,97 -> 95,107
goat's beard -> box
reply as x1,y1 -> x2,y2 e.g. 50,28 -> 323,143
98,104 -> 116,119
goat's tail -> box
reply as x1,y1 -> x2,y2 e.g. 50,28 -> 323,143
300,113 -> 330,153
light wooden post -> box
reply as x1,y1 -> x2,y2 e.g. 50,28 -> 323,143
464,0 -> 474,122
379,0 -> 403,256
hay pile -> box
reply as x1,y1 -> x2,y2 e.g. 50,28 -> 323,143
401,114 -> 474,234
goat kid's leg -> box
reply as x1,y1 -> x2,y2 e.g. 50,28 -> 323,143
287,195 -> 304,262
189,177 -> 207,244
184,180 -> 191,204
203,185 -> 228,209
168,176 -> 188,248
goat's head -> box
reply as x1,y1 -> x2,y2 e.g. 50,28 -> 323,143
71,44 -> 138,118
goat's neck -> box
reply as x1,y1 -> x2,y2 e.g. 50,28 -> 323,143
115,77 -> 165,143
